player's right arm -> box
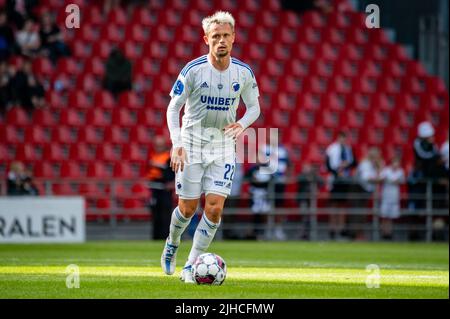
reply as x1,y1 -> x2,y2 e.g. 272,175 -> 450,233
167,71 -> 192,172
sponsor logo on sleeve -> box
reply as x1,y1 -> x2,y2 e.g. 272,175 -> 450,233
173,80 -> 184,95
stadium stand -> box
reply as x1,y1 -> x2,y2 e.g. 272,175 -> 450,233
0,0 -> 448,224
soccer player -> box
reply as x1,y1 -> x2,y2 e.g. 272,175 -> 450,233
161,11 -> 261,283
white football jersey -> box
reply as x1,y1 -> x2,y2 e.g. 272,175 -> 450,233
168,55 -> 260,157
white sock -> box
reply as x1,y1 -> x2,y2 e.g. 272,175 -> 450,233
168,206 -> 192,246
186,213 -> 220,266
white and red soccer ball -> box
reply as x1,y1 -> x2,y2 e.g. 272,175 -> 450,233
192,253 -> 227,285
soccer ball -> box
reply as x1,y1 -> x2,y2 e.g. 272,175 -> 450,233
192,253 -> 227,285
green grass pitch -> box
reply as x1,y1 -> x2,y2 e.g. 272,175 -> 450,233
0,241 -> 448,299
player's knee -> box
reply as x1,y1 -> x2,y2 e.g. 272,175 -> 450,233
204,203 -> 223,223
178,200 -> 198,218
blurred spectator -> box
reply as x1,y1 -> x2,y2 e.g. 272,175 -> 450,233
103,0 -> 122,13
103,47 -> 132,98
440,132 -> 449,175
264,130 -> 290,207
440,133 -> 449,210
223,136 -> 245,239
353,147 -> 383,240
281,0 -> 333,14
7,161 -> 39,196
297,163 -> 324,240
325,131 -> 357,239
264,129 -> 290,240
355,147 -> 383,200
15,18 -> 40,58
5,0 -> 39,29
0,61 -> 13,111
379,156 -> 405,240
412,121 -> 447,209
0,10 -> 17,61
10,58 -> 45,111
413,121 -> 441,178
245,153 -> 274,240
147,136 -> 175,240
39,11 -> 70,64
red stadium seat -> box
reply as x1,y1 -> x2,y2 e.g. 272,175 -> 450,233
107,8 -> 128,26
104,126 -> 129,144
92,40 -> 113,59
96,144 -> 121,162
301,11 -> 326,28
79,183 -> 103,196
75,74 -> 101,93
94,90 -> 116,109
33,57 -> 54,77
295,110 -> 316,128
43,144 -> 68,161
129,126 -> 155,144
118,92 -> 142,109
34,162 -> 57,178
280,10 -> 301,28
78,126 -> 104,144
87,162 -> 111,178
96,198 -> 111,209
6,107 -> 30,126
32,109 -> 57,126
53,126 -> 77,144
83,58 -> 104,77
125,24 -> 148,43
15,144 -> 40,161
68,91 -> 93,109
25,126 -> 50,144
57,58 -> 80,76
52,182 -> 76,195
122,41 -> 142,60
121,143 -> 147,162
86,109 -> 111,127
113,162 -> 136,178
111,109 -> 136,127
60,109 -> 85,126
69,143 -> 96,162
3,125 -> 24,143
339,43 -> 363,61
77,22 -> 99,43
131,8 -> 158,27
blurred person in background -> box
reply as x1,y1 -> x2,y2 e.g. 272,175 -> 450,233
0,61 -> 13,111
440,132 -> 449,209
39,11 -> 70,64
147,136 -> 175,240
353,147 -> 384,240
297,163 -> 324,240
413,121 -> 447,209
10,58 -> 45,112
7,161 -> 39,196
103,47 -> 132,98
414,122 -> 441,178
0,10 -> 17,61
264,129 -> 290,240
440,132 -> 448,176
15,18 -> 40,58
5,0 -> 39,29
245,152 -> 274,240
281,0 -> 333,15
379,156 -> 405,240
355,147 -> 383,201
325,131 -> 357,239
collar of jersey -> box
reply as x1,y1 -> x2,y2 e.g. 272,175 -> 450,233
207,54 -> 231,75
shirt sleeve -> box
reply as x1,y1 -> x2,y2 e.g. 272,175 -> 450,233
237,72 -> 261,130
166,72 -> 192,148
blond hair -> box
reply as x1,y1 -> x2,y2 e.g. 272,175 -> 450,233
202,11 -> 235,34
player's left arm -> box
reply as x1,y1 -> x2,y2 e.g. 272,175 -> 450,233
224,75 -> 261,139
